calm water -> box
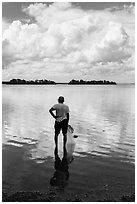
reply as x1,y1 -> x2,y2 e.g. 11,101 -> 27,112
2,85 -> 135,195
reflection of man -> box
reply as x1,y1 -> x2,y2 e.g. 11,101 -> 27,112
50,146 -> 69,189
49,96 -> 69,149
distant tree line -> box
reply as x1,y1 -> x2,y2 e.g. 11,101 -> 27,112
2,78 -> 56,85
2,78 -> 116,85
68,79 -> 116,85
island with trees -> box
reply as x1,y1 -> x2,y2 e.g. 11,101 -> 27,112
68,79 -> 117,85
2,78 -> 117,85
2,78 -> 56,85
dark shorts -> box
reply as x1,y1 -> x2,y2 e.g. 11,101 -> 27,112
54,119 -> 68,135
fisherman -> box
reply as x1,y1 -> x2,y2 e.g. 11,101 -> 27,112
49,96 -> 69,149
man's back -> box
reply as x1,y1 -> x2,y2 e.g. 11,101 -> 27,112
52,103 -> 69,122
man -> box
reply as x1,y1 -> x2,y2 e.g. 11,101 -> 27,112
49,96 -> 69,149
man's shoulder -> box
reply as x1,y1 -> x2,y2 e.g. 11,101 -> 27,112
63,103 -> 69,107
53,103 -> 69,109
52,103 -> 58,108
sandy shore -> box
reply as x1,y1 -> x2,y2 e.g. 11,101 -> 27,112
2,190 -> 135,202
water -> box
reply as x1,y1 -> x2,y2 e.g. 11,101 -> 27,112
2,84 -> 135,195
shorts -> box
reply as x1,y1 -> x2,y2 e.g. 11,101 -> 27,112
54,119 -> 68,135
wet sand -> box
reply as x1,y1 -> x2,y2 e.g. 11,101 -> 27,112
3,145 -> 135,202
2,190 -> 135,202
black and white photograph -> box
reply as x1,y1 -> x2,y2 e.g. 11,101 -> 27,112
2,1 -> 135,202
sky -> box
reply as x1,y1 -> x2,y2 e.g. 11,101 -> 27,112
2,2 -> 135,83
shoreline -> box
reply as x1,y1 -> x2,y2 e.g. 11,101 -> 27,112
3,151 -> 135,202
3,190 -> 135,202
3,144 -> 135,202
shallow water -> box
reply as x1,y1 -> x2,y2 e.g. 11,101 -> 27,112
2,84 -> 135,195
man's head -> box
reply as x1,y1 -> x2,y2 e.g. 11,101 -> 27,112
58,96 -> 64,103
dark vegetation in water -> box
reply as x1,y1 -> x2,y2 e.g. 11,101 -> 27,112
2,78 -> 117,85
68,79 -> 116,85
2,191 -> 135,202
2,78 -> 56,85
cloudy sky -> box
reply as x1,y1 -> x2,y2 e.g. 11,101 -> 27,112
2,2 -> 135,83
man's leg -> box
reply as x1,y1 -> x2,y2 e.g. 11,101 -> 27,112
63,133 -> 67,147
54,133 -> 59,148
54,121 -> 60,149
62,119 -> 68,147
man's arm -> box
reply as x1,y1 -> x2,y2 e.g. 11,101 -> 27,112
49,107 -> 57,119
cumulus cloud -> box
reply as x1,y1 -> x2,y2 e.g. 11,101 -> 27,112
2,2 -> 135,82
2,19 -> 10,34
